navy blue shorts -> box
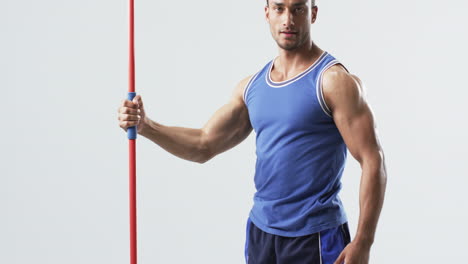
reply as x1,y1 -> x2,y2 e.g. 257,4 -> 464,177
244,218 -> 351,264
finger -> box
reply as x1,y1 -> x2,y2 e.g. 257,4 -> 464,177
133,95 -> 145,110
119,113 -> 141,122
333,252 -> 345,264
120,120 -> 139,129
133,94 -> 143,105
132,95 -> 139,105
122,99 -> 138,109
119,107 -> 141,115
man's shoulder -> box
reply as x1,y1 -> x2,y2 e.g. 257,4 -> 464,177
239,75 -> 254,88
322,65 -> 365,112
224,75 -> 255,105
231,75 -> 255,103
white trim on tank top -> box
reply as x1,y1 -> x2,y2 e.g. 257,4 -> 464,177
316,60 -> 350,118
316,60 -> 338,117
266,51 -> 328,88
242,71 -> 261,103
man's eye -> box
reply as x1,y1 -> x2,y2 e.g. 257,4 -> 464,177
295,7 -> 305,13
274,7 -> 284,12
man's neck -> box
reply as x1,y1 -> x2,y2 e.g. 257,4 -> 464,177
274,41 -> 323,76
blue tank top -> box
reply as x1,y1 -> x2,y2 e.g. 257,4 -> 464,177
244,51 -> 348,237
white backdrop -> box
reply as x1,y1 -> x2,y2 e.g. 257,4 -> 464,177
2,0 -> 468,263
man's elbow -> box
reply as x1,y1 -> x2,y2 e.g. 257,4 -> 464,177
377,150 -> 388,185
373,151 -> 387,189
362,150 -> 387,177
193,139 -> 215,164
195,151 -> 213,164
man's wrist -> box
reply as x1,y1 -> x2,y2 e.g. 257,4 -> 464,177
138,117 -> 152,136
353,235 -> 374,250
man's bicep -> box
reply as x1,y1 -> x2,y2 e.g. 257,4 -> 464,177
202,98 -> 252,141
201,77 -> 253,157
326,73 -> 381,162
334,101 -> 381,163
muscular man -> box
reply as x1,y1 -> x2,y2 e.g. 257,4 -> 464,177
118,0 -> 387,263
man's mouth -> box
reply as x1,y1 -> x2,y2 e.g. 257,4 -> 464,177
280,31 -> 297,37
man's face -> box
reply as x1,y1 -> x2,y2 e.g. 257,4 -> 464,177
265,0 -> 318,51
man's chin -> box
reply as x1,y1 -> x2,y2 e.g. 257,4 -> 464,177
277,42 -> 300,51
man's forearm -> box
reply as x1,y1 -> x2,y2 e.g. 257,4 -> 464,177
139,118 -> 210,163
354,150 -> 387,248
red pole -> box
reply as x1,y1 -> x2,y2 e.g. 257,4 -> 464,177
128,0 -> 137,263
129,140 -> 137,264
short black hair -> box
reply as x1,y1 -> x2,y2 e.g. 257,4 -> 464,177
266,0 -> 316,6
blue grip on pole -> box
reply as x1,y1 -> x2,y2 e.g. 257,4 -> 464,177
127,92 -> 137,140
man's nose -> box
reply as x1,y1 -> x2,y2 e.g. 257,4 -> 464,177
282,10 -> 294,28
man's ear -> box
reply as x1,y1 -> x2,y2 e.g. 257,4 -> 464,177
265,5 -> 270,22
311,6 -> 318,24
